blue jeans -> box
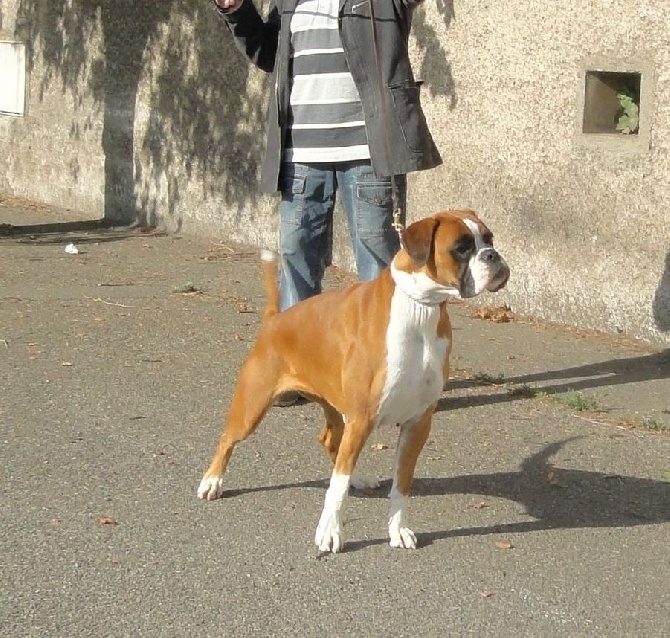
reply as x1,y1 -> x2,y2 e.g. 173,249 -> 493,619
278,160 -> 407,310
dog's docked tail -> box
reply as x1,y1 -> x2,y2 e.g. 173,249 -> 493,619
260,250 -> 280,320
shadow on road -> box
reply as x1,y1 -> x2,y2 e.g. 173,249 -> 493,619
0,219 -> 166,245
438,350 -> 670,412
653,249 -> 670,332
218,438 -> 670,553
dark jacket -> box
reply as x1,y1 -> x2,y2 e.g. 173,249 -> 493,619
218,0 -> 442,192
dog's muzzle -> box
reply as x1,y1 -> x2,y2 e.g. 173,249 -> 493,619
484,249 -> 510,292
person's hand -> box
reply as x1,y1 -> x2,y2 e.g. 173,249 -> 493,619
215,0 -> 244,11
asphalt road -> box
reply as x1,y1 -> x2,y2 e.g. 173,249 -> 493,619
1,202 -> 669,637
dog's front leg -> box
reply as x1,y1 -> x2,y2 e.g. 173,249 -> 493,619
315,472 -> 350,553
315,416 -> 375,553
388,409 -> 433,549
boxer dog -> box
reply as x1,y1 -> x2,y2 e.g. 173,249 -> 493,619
198,210 -> 510,553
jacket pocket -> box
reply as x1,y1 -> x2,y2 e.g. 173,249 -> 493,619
389,83 -> 430,154
351,0 -> 371,14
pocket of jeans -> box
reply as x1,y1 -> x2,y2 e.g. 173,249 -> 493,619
357,182 -> 393,208
279,172 -> 307,227
280,173 -> 306,196
355,182 -> 394,239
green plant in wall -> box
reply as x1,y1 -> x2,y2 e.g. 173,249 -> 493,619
616,86 -> 639,134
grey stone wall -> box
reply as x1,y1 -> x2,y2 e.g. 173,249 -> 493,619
1,0 -> 668,344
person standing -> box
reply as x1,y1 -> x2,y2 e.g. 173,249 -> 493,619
212,0 -> 442,310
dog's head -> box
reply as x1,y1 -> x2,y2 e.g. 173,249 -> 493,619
391,210 -> 510,304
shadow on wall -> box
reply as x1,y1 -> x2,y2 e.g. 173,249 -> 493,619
653,251 -> 670,332
14,1 -> 456,228
14,0 -> 263,228
413,0 -> 458,108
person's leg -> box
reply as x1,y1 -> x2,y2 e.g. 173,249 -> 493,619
337,161 -> 407,281
279,163 -> 336,310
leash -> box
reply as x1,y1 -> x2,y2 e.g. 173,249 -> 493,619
368,1 -> 406,236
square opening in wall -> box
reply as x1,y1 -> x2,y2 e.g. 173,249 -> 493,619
582,71 -> 641,135
0,41 -> 27,116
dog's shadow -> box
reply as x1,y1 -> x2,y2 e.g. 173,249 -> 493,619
222,438 -> 670,553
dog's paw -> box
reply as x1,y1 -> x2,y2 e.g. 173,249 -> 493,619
350,473 -> 380,493
315,515 -> 343,553
389,526 -> 417,549
197,475 -> 225,500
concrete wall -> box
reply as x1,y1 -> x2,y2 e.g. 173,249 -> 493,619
1,0 -> 668,345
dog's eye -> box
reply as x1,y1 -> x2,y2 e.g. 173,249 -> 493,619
452,236 -> 475,260
482,232 -> 494,246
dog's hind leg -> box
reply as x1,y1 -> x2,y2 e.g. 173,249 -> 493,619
197,352 -> 279,501
317,405 -> 345,465
317,406 -> 379,492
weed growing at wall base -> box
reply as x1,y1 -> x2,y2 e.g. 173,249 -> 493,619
508,386 -> 600,412
641,419 -> 668,433
550,389 -> 599,412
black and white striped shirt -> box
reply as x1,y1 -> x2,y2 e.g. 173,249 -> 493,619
283,0 -> 370,163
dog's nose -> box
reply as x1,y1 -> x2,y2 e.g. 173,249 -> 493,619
480,248 -> 499,263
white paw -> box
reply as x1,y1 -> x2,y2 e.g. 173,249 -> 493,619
389,526 -> 417,549
315,515 -> 343,553
350,473 -> 380,492
197,475 -> 225,500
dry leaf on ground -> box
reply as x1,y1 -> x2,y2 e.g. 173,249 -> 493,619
98,516 -> 118,526
472,305 -> 513,323
546,469 -> 563,487
237,303 -> 255,313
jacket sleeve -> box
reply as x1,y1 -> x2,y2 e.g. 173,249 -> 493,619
212,0 -> 281,74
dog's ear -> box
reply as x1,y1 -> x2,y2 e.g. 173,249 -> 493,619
400,217 -> 439,266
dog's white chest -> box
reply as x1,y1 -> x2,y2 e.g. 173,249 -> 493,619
376,291 -> 449,426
